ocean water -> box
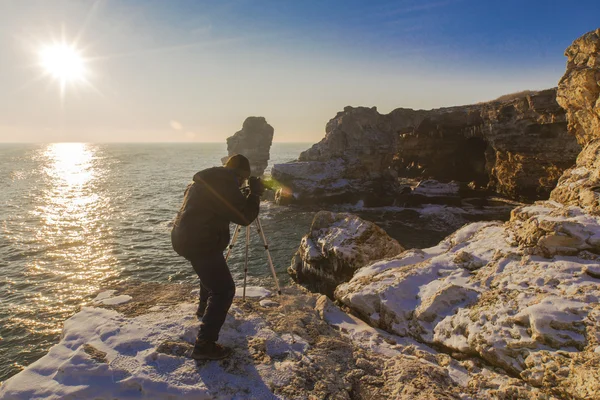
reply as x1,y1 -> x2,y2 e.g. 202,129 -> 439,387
0,142 -> 316,382
0,142 -> 514,383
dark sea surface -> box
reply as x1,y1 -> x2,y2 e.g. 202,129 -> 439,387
0,143 -> 514,382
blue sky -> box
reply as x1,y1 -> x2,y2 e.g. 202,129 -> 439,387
0,0 -> 598,142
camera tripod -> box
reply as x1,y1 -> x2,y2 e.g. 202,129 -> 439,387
225,217 -> 282,300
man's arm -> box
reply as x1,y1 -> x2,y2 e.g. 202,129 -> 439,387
198,173 -> 260,226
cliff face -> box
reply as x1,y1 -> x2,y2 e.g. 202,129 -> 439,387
223,117 -> 274,176
274,89 -> 579,204
395,89 -> 577,200
556,28 -> 600,146
299,106 -> 427,181
551,28 -> 600,215
298,28 -> 600,400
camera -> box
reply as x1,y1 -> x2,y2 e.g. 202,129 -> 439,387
241,176 -> 265,197
241,177 -> 278,197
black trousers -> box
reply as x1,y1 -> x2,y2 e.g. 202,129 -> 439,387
189,251 -> 236,342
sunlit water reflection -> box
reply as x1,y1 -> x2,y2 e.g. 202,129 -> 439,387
0,142 -> 512,382
1,143 -> 122,378
0,143 -> 316,382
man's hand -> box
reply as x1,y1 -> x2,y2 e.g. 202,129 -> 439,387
248,176 -> 265,197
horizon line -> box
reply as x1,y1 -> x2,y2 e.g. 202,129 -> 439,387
0,141 -> 315,144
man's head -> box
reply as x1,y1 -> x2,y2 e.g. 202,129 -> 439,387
224,154 -> 251,181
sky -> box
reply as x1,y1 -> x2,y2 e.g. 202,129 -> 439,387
0,0 -> 598,143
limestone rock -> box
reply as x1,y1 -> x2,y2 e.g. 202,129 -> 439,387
550,140 -> 600,215
222,117 -> 274,176
334,217 -> 600,397
551,28 -> 600,215
394,88 -> 579,201
6,282 -> 561,399
556,28 -> 600,147
509,202 -> 600,256
271,90 -> 578,205
404,179 -> 463,206
331,30 -> 600,395
288,211 -> 404,295
271,158 -> 408,206
271,159 -> 356,205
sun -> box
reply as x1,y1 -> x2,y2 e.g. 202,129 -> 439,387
39,43 -> 87,87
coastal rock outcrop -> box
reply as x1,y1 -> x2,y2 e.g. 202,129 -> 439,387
331,28 -> 600,399
396,89 -> 578,200
288,211 -> 404,295
1,282 -> 557,399
272,89 -> 579,205
334,220 -> 600,398
550,28 -> 600,215
222,117 -> 274,176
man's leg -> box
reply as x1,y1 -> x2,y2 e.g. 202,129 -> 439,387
190,251 -> 236,343
196,282 -> 209,318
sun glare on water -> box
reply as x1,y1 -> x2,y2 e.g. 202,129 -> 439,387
39,42 -> 87,91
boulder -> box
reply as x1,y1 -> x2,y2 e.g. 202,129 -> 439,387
222,117 -> 274,177
288,211 -> 404,296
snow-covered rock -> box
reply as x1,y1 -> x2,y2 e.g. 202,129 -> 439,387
288,211 -> 404,295
404,179 -> 463,207
335,216 -> 600,397
510,202 -> 600,256
2,283 -> 557,399
412,180 -> 461,197
333,29 -> 600,398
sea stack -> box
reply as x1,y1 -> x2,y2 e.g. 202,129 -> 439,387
222,117 -> 274,177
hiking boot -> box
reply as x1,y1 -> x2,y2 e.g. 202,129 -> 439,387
196,301 -> 207,319
191,340 -> 232,360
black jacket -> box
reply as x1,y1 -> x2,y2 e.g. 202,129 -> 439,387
171,167 -> 260,258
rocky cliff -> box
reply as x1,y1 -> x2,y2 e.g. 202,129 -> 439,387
395,89 -> 578,200
272,89 -> 579,205
289,28 -> 600,400
223,117 -> 274,176
550,28 -> 600,215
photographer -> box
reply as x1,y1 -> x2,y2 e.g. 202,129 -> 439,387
171,154 -> 264,360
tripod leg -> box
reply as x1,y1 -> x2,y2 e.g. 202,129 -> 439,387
243,226 -> 250,301
225,224 -> 242,262
254,218 -> 282,296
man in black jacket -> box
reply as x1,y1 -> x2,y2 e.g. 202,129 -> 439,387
171,154 -> 263,360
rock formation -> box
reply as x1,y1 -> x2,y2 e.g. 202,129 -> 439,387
272,89 -> 580,205
299,28 -> 600,399
334,218 -> 600,398
1,282 -> 559,399
288,211 -> 404,295
550,28 -> 600,215
222,117 -> 274,176
395,89 -> 579,200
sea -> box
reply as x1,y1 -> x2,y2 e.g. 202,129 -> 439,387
0,142 -> 513,382
0,142 -> 319,382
